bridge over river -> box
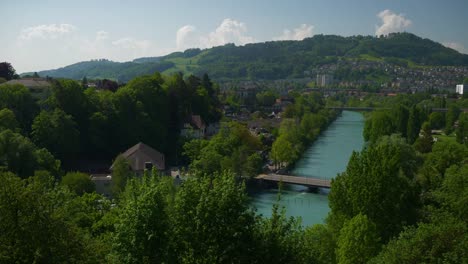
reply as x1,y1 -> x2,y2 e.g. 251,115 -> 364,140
256,174 -> 331,188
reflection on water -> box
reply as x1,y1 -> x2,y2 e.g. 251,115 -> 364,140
250,111 -> 365,226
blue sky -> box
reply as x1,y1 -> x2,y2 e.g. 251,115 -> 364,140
1,0 -> 467,73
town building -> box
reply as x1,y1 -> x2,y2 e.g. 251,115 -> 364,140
316,74 -> 334,87
3,78 -> 51,99
180,115 -> 206,139
110,142 -> 166,174
456,84 -> 465,95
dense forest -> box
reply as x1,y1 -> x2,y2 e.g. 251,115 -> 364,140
1,63 -> 222,172
24,32 -> 468,82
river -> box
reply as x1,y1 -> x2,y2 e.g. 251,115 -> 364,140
250,111 -> 365,226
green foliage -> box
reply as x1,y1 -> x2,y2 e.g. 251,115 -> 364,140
445,105 -> 460,134
413,121 -> 433,153
406,106 -> 422,144
29,33 -> 468,82
254,204 -> 304,264
271,134 -> 296,167
0,84 -> 37,130
434,163 -> 468,220
0,62 -> 16,80
363,111 -> 395,142
31,109 -> 80,160
329,135 -> 420,242
370,213 -> 467,264
270,94 -> 335,168
30,59 -> 175,82
336,213 -> 381,264
428,111 -> 445,129
171,171 -> 257,263
184,122 -> 262,177
112,174 -> 171,263
302,224 -> 337,264
48,79 -> 89,125
0,108 -> 19,132
456,112 -> 468,145
392,104 -> 409,137
256,90 -> 277,106
417,140 -> 468,190
0,172 -> 101,263
61,172 -> 95,195
111,155 -> 132,197
0,130 -> 59,178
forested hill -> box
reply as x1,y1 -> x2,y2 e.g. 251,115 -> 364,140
25,32 -> 468,82
24,59 -> 175,82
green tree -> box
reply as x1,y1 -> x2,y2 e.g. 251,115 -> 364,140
392,104 -> 409,137
48,79 -> 90,124
435,163 -> 468,220
184,122 -> 262,176
0,108 -> 19,132
171,171 -> 257,263
0,130 -> 37,178
0,84 -> 37,130
363,111 -> 395,142
0,172 -> 94,263
31,109 -> 80,159
61,172 -> 95,195
302,224 -> 336,264
245,152 -> 263,177
0,62 -> 16,80
456,113 -> 468,145
428,111 -> 445,129
271,135 -> 296,168
254,204 -> 304,264
111,155 -> 131,197
112,174 -> 171,263
113,74 -> 169,154
256,91 -> 277,107
369,213 -> 466,264
413,121 -> 433,153
445,105 -> 460,134
329,135 -> 420,242
406,106 -> 421,144
336,213 -> 380,264
417,140 -> 468,191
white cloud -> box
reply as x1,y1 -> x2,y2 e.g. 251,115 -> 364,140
375,10 -> 412,36
19,23 -> 76,40
175,18 -> 255,51
202,18 -> 255,47
13,24 -> 160,72
273,24 -> 314,41
96,30 -> 109,41
112,37 -> 150,50
176,25 -> 198,50
442,42 -> 467,54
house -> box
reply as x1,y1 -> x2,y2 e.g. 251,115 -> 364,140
3,78 -> 51,99
181,115 -> 206,139
111,142 -> 166,174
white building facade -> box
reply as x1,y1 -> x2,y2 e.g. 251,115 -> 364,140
456,84 -> 464,95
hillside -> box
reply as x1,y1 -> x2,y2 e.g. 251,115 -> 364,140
24,33 -> 468,82
23,59 -> 174,82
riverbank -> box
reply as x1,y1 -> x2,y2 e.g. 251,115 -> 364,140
250,111 -> 365,226
270,108 -> 341,173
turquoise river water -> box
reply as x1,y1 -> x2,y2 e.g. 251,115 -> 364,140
251,111 -> 365,226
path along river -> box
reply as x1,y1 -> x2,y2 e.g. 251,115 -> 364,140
250,111 -> 365,226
